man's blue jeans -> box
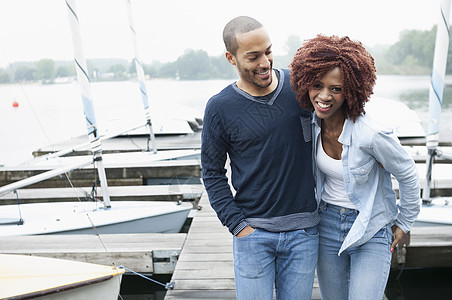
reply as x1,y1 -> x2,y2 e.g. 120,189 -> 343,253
317,201 -> 393,300
233,227 -> 318,300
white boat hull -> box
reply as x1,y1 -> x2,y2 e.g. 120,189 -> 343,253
366,96 -> 425,139
415,197 -> 452,226
0,201 -> 192,236
0,254 -> 124,300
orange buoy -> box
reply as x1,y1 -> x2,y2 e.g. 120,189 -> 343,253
12,100 -> 19,108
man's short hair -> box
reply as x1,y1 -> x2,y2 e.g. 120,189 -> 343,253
223,16 -> 263,55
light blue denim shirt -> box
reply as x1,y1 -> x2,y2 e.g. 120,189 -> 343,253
312,113 -> 421,254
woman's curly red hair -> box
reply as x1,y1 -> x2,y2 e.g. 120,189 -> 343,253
290,35 -> 376,121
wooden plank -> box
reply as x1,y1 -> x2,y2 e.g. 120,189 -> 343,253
182,240 -> 232,248
20,251 -> 154,273
409,226 -> 452,245
178,253 -> 233,262
173,269 -> 234,280
0,233 -> 186,274
0,233 -> 186,247
0,156 -> 201,188
32,132 -> 201,157
165,290 -> 237,300
174,261 -> 234,271
170,279 -> 236,290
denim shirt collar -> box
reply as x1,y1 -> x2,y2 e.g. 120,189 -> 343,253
338,118 -> 353,147
312,113 -> 352,147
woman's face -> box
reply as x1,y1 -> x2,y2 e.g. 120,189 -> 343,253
308,67 -> 345,121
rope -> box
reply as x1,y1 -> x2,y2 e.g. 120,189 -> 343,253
118,266 -> 175,290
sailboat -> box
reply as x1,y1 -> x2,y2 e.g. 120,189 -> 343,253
0,254 -> 124,300
414,0 -> 452,226
0,0 -> 197,236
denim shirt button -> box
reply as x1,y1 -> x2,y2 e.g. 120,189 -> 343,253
343,160 -> 348,165
345,177 -> 350,182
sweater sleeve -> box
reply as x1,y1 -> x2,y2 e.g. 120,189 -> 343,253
201,102 -> 247,234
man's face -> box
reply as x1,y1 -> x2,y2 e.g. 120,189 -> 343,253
227,27 -> 274,95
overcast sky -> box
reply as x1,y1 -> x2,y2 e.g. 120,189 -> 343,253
0,0 -> 444,68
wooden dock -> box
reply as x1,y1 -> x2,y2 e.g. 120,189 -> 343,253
165,191 -> 452,299
0,233 -> 186,275
164,193 -> 237,299
32,132 -> 202,157
0,155 -> 201,188
164,194 -> 322,299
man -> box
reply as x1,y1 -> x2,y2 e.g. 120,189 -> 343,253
201,16 -> 318,299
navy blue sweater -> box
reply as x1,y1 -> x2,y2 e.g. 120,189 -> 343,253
201,69 -> 318,234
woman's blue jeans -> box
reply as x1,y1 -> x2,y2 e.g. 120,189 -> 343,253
317,201 -> 393,300
233,227 -> 319,300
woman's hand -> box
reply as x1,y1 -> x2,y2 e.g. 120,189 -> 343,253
390,225 -> 404,253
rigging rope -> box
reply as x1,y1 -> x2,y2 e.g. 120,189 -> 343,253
119,266 -> 175,290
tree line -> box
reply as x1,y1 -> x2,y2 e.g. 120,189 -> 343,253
0,25 -> 449,84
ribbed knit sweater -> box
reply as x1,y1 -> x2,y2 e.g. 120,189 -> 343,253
201,68 -> 319,234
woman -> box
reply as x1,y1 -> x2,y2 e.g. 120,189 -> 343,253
290,35 -> 420,300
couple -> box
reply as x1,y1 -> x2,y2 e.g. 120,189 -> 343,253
201,16 -> 420,300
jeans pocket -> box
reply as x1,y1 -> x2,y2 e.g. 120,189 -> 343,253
235,228 -> 257,240
302,225 -> 319,237
373,225 -> 393,245
373,226 -> 387,238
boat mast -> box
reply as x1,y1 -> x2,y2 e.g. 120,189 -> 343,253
65,0 -> 111,208
125,0 -> 157,153
422,0 -> 451,204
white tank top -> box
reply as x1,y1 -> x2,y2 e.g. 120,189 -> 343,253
317,137 -> 356,209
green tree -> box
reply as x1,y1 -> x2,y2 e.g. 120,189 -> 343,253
108,63 -> 127,80
284,35 -> 302,58
383,27 -> 436,74
274,35 -> 303,68
157,62 -> 177,78
55,64 -> 75,78
209,54 -> 237,79
36,59 -> 55,82
176,49 -> 211,80
0,68 -> 10,83
14,65 -> 36,81
86,60 -> 98,80
129,60 -> 137,76
143,62 -> 159,78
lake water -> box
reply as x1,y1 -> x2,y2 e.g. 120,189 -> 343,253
1,76 -> 452,298
1,75 -> 452,165
0,78 -> 234,165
